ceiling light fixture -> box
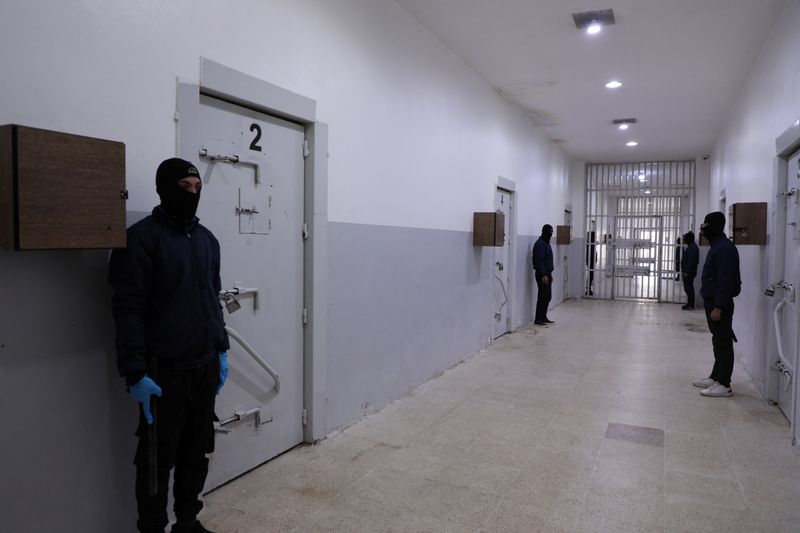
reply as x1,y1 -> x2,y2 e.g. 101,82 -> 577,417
572,9 -> 616,33
626,141 -> 638,147
613,118 -> 636,130
638,174 -> 646,182
644,190 -> 651,195
605,80 -> 622,89
586,21 -> 602,34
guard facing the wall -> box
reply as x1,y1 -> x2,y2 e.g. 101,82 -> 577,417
693,212 -> 741,397
532,224 -> 555,326
109,158 -> 229,533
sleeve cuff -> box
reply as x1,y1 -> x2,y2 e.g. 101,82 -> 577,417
125,371 -> 147,387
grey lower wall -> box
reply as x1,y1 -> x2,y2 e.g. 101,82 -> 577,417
325,224 -> 567,432
325,222 -> 495,430
511,234 -> 536,330
0,250 -> 138,533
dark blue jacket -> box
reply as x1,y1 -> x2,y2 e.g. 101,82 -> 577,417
700,235 -> 741,308
681,241 -> 700,277
532,237 -> 554,277
109,207 -> 229,379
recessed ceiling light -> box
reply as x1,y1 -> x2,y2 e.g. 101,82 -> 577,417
605,80 -> 622,89
619,123 -> 629,130
586,21 -> 602,34
626,141 -> 638,147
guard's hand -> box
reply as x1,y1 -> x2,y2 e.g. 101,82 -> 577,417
542,276 -> 550,285
710,308 -> 722,322
216,351 -> 229,395
129,375 -> 162,425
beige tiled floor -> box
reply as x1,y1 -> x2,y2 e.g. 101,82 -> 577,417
201,300 -> 800,532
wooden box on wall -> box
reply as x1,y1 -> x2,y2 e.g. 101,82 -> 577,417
473,211 -> 505,246
731,202 -> 767,245
0,125 -> 126,250
556,225 -> 571,245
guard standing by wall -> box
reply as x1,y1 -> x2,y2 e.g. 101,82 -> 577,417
532,224 -> 555,325
681,231 -> 700,310
109,158 -> 229,533
693,212 -> 741,397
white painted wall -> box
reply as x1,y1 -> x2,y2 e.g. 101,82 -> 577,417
0,1 -> 573,531
709,1 -> 800,406
0,0 -> 569,231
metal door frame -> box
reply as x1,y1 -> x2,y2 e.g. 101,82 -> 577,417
610,214 -> 663,301
178,58 -> 329,444
768,120 -> 800,447
493,176 -> 516,336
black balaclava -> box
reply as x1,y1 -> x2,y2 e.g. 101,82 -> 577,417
682,231 -> 695,245
156,158 -> 202,221
541,224 -> 553,242
700,212 -> 725,241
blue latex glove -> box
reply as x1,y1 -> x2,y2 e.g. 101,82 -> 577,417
129,375 -> 162,425
216,351 -> 229,395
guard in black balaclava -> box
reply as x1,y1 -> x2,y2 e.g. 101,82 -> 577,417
700,211 -> 725,242
541,224 -> 553,242
155,158 -> 202,221
682,231 -> 695,245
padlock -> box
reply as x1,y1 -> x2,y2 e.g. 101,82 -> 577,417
224,294 -> 242,313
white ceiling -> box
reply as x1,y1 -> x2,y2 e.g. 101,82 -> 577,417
395,0 -> 786,162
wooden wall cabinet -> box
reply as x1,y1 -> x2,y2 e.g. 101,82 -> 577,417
731,202 -> 767,245
473,211 -> 505,246
556,225 -> 571,245
0,125 -> 126,250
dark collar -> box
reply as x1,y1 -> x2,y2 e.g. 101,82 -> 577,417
152,206 -> 199,233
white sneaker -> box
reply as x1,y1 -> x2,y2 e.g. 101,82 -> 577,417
700,382 -> 732,397
693,377 -> 715,388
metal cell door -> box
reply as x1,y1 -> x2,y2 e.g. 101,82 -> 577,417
493,189 -> 511,339
611,215 -> 663,300
773,151 -> 800,421
178,93 -> 306,489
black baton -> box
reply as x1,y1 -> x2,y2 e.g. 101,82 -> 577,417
148,356 -> 158,496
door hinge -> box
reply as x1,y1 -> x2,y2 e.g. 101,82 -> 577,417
303,139 -> 310,158
302,307 -> 308,325
301,408 -> 308,426
302,222 -> 309,240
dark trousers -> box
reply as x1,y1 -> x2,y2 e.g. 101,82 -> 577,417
683,275 -> 696,307
135,359 -> 218,533
535,274 -> 552,322
703,299 -> 735,388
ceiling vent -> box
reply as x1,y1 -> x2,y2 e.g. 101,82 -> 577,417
572,9 -> 615,31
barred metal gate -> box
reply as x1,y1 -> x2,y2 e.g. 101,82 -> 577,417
585,161 -> 695,302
